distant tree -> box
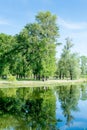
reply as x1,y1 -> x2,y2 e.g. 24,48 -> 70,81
80,56 -> 87,76
57,38 -> 81,79
68,53 -> 81,79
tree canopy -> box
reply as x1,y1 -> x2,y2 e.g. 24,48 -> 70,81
0,11 -> 86,80
0,11 -> 59,80
57,38 -> 81,80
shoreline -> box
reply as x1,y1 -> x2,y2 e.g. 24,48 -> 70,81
0,79 -> 87,88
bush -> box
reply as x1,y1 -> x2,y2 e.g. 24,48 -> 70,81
7,74 -> 16,81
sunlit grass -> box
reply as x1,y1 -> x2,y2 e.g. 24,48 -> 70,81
0,79 -> 87,88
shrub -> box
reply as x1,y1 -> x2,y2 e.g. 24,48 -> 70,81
7,74 -> 16,81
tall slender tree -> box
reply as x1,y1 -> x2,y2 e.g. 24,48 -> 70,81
57,38 -> 81,79
15,11 -> 59,80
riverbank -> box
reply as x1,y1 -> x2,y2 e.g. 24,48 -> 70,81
0,79 -> 87,88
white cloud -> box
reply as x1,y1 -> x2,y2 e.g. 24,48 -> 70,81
70,31 -> 87,40
0,19 -> 9,25
56,17 -> 87,56
58,17 -> 87,30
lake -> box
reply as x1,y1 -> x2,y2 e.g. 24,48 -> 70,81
0,83 -> 87,130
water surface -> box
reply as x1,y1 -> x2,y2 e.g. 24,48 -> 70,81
0,83 -> 87,130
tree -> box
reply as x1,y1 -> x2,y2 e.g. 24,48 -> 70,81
80,56 -> 87,76
33,11 -> 59,79
15,11 -> 59,80
57,38 -> 81,79
0,33 -> 15,77
0,11 -> 60,80
68,53 -> 81,79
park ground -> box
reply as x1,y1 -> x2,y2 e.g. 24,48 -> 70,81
0,78 -> 87,88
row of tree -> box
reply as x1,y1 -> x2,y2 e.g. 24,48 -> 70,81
0,11 -> 87,80
56,38 -> 87,79
0,11 -> 59,80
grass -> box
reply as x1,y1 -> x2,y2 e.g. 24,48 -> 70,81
0,78 -> 87,88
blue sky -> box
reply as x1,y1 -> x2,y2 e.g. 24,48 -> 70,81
0,0 -> 87,57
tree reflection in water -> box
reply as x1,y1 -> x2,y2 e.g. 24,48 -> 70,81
0,87 -> 60,130
0,84 -> 87,129
55,84 -> 87,127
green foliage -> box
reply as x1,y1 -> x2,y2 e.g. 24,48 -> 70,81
7,74 -> 16,81
0,11 -> 60,80
14,11 -> 59,80
0,33 -> 16,77
0,11 -> 85,80
2,65 -> 10,76
80,56 -> 87,75
57,38 -> 81,80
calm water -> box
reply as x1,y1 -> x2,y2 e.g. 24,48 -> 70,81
0,84 -> 87,130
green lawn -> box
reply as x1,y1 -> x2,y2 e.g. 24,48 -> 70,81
0,79 -> 87,88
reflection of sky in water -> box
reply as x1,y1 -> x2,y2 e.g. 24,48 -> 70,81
56,97 -> 87,130
56,99 -> 67,129
74,100 -> 87,118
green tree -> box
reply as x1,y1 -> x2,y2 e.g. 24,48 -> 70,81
16,11 -> 59,80
0,11 -> 60,80
57,38 -> 81,79
80,56 -> 87,76
0,33 -> 15,77
34,11 -> 59,79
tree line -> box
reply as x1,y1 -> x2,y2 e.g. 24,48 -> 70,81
56,38 -> 87,80
0,11 -> 87,80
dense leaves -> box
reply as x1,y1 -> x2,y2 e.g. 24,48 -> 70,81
0,11 -> 86,80
0,11 -> 59,80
